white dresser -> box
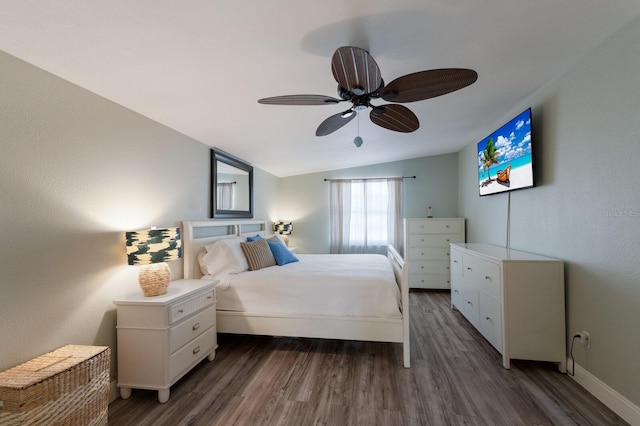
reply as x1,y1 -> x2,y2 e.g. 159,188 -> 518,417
114,279 -> 217,403
450,243 -> 566,372
404,218 -> 465,289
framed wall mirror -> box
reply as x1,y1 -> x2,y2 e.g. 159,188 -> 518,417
211,149 -> 253,218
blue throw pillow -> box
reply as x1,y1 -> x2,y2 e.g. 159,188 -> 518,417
268,241 -> 299,266
246,234 -> 263,242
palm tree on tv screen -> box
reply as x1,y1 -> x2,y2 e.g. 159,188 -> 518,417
481,138 -> 499,184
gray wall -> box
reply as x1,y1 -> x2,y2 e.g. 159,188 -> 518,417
459,18 -> 640,406
278,154 -> 459,253
0,50 -> 279,376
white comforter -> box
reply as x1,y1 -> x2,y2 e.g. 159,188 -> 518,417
212,253 -> 401,319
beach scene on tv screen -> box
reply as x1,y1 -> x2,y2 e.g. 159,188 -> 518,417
478,109 -> 533,196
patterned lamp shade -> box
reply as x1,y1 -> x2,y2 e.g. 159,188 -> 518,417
126,227 -> 181,297
273,221 -> 293,235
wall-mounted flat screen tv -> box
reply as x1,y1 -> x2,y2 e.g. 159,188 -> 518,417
478,108 -> 534,196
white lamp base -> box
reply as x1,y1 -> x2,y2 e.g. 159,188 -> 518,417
138,262 -> 170,297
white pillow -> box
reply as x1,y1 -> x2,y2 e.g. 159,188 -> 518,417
199,237 -> 249,276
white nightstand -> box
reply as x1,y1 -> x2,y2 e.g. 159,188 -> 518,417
114,279 -> 217,403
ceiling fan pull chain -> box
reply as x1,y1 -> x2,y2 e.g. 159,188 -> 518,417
354,111 -> 363,147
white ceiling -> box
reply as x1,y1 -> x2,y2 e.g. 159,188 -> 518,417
1,1 -> 639,177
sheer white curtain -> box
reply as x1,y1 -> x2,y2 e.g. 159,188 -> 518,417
329,178 -> 403,255
217,183 -> 234,210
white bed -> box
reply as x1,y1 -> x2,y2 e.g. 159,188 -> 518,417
182,219 -> 410,367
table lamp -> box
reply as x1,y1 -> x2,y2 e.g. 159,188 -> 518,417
273,221 -> 293,246
126,227 -> 181,296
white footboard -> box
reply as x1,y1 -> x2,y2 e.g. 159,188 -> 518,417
388,244 -> 410,368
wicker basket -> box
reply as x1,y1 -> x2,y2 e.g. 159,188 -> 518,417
0,345 -> 110,426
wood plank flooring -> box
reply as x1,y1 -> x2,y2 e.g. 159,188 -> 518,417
108,291 -> 628,425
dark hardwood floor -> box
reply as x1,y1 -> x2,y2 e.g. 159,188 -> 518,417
108,290 -> 627,425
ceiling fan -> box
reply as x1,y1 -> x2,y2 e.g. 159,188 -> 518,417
258,46 -> 478,137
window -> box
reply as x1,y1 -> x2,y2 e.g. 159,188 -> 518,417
329,178 -> 403,255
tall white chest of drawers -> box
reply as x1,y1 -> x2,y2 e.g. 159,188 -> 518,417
403,218 -> 465,289
114,279 -> 217,403
450,243 -> 566,372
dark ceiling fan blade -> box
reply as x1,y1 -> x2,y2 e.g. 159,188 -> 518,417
316,110 -> 356,136
331,46 -> 382,96
258,94 -> 341,105
381,69 -> 478,103
369,104 -> 419,133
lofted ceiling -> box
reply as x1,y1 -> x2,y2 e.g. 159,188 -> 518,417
1,1 -> 639,177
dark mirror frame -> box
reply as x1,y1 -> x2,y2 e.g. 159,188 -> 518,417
210,149 -> 254,219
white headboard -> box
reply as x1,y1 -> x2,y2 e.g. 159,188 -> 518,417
182,219 -> 267,279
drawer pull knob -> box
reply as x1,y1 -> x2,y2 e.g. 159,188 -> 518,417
454,289 -> 459,293
421,266 -> 424,269
178,309 -> 184,314
467,301 -> 472,305
207,296 -> 212,299
447,253 -> 450,256
467,267 -> 472,271
446,239 -> 450,242
446,225 -> 450,228
485,317 -> 491,321
453,260 -> 458,263
193,346 -> 201,355
192,323 -> 200,331
485,276 -> 491,280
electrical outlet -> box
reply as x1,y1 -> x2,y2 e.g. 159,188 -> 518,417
578,330 -> 591,348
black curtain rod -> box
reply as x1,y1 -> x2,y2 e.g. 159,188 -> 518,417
324,176 -> 416,182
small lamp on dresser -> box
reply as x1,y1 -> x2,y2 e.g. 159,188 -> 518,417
125,227 -> 182,297
273,221 -> 293,246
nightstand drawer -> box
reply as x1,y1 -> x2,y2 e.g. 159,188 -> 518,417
169,305 -> 216,354
169,327 -> 216,382
170,289 -> 215,324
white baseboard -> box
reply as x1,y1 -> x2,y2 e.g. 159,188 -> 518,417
568,359 -> 640,426
109,379 -> 119,403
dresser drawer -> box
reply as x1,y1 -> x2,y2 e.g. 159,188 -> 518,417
479,292 -> 503,352
451,285 -> 463,310
407,247 -> 450,261
169,305 -> 216,354
463,254 -> 501,300
462,286 -> 479,328
408,234 -> 464,247
450,248 -> 463,277
170,289 -> 215,324
169,327 -> 216,382
407,219 -> 463,235
409,274 -> 451,289
409,260 -> 450,275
